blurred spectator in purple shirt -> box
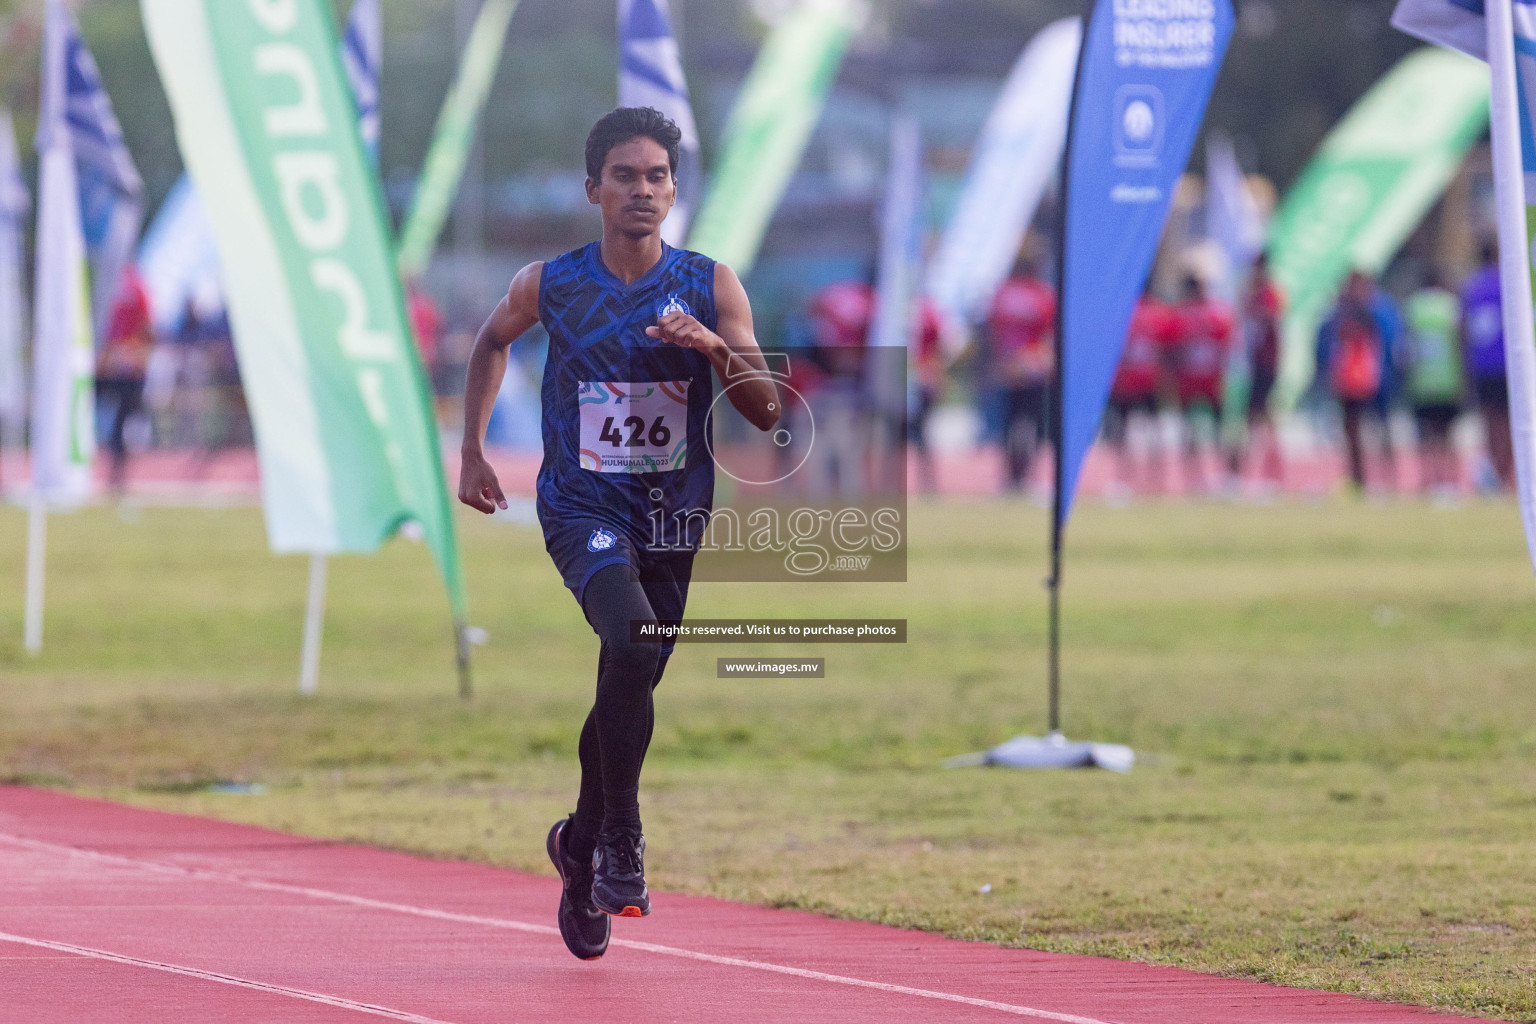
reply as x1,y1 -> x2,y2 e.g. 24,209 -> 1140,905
1461,242 -> 1513,490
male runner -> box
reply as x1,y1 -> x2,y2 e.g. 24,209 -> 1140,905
1235,253 -> 1285,490
1318,271 -> 1397,493
806,274 -> 874,496
457,108 -> 779,961
1104,288 -> 1171,496
987,260 -> 1056,493
1462,243 -> 1513,490
1165,274 -> 1233,494
1403,271 -> 1464,495
909,297 -> 947,495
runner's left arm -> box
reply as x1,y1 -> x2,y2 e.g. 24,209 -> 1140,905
646,263 -> 780,431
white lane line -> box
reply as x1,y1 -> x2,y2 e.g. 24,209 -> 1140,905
0,831 -> 1117,1024
0,930 -> 460,1024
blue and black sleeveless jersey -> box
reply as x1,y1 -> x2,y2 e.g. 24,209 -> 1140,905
536,242 -> 717,553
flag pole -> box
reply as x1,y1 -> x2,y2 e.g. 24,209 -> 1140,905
1484,0 -> 1536,579
298,553 -> 327,694
455,622 -> 473,700
23,494 -> 46,654
1046,0 -> 1092,737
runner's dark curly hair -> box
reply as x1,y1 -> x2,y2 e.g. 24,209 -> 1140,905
585,107 -> 682,181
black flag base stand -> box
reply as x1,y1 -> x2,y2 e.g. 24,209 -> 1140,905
945,575 -> 1135,773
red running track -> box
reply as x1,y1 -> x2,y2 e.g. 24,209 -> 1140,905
0,787 -> 1499,1024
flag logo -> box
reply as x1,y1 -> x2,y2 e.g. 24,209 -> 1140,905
1113,85 -> 1165,167
619,0 -> 700,245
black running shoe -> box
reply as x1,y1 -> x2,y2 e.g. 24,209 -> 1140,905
546,816 -> 609,960
591,827 -> 650,918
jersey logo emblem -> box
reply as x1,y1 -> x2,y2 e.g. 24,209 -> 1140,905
658,293 -> 692,319
587,528 -> 618,553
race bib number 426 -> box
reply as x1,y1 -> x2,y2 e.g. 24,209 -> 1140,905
578,381 -> 690,473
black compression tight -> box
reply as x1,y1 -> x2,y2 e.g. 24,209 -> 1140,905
566,564 -> 669,861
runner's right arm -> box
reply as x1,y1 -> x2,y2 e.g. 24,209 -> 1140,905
459,262 -> 542,514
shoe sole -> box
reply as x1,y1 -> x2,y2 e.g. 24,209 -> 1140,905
593,891 -> 650,918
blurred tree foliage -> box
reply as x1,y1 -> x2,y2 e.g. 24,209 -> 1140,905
1210,0 -> 1420,184
0,0 -> 1446,221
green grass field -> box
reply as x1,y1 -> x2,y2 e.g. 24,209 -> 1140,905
2,496 -> 1534,1020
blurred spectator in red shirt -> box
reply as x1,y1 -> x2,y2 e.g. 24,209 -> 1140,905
804,277 -> 874,497
909,298 -> 946,494
988,265 -> 1056,493
407,281 -> 444,373
97,265 -> 154,494
1104,291 -> 1173,496
1164,274 -> 1234,494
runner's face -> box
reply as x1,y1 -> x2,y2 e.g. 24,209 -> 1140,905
587,137 -> 675,239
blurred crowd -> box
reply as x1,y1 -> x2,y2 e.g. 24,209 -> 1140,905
90,271 -> 469,493
90,244 -> 1517,502
786,241 -> 1517,501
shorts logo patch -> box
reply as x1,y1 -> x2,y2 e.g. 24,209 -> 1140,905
587,528 -> 618,553
658,293 -> 691,319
